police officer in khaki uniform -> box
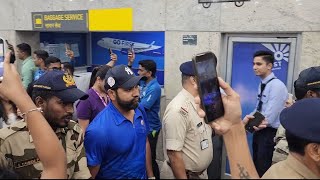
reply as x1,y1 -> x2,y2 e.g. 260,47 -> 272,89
272,67 -> 320,164
272,125 -> 289,164
272,93 -> 294,164
0,70 -> 91,179
262,98 -> 320,179
160,61 -> 214,179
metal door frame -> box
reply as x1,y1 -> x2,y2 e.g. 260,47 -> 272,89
219,33 -> 301,179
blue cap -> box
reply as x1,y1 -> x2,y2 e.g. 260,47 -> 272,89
33,70 -> 88,103
280,98 -> 320,142
104,65 -> 142,90
179,61 -> 195,76
294,66 -> 320,90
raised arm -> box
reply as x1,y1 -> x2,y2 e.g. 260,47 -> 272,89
0,51 -> 67,179
127,50 -> 135,68
106,52 -> 118,67
196,77 -> 259,179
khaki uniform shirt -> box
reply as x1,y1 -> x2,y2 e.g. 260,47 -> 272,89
262,154 -> 319,179
160,89 -> 213,179
272,125 -> 289,164
0,120 -> 91,179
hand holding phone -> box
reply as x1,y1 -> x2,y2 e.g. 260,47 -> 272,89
65,43 -> 74,60
3,40 -> 15,64
110,50 -> 117,62
5,40 -> 14,51
109,48 -> 113,55
65,43 -> 71,51
129,46 -> 134,54
245,112 -> 265,133
193,51 -> 224,124
128,47 -> 135,66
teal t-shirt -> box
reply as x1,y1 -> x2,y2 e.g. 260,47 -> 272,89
21,56 -> 36,89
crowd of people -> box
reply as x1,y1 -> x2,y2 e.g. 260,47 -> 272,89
0,41 -> 318,179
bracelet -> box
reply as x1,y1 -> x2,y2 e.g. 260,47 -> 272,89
21,107 -> 43,117
148,177 -> 156,179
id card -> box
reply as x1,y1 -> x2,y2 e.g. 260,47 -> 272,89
200,139 -> 209,150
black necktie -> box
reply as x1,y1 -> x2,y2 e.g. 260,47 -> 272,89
257,83 -> 266,112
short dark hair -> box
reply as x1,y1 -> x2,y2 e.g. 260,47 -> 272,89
62,62 -> 74,76
45,56 -> 61,67
89,65 -> 111,88
33,50 -> 49,61
286,130 -> 316,156
294,85 -> 308,100
17,43 -> 31,56
294,80 -> 320,100
253,51 -> 274,65
139,60 -> 157,78
181,74 -> 192,85
32,90 -> 56,103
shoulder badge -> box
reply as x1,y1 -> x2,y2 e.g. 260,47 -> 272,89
179,106 -> 189,116
0,120 -> 27,140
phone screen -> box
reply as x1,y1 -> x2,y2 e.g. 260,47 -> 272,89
193,52 -> 224,123
0,39 -> 4,77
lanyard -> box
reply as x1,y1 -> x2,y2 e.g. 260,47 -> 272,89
92,88 -> 108,107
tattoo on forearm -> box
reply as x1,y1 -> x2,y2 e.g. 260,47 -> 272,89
237,163 -> 251,179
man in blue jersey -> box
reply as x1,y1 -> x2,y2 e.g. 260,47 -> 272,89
138,59 -> 162,179
84,65 -> 154,179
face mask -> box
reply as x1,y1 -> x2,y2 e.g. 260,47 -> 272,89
140,76 -> 148,81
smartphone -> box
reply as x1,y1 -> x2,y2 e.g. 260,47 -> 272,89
65,43 -> 71,51
5,40 -> 14,51
0,38 -> 4,77
5,40 -> 15,64
6,40 -> 15,64
245,111 -> 265,133
129,45 -> 134,54
193,51 -> 224,123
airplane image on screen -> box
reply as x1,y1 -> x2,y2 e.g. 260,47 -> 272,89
97,37 -> 164,57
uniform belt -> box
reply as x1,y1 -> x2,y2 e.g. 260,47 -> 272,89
166,161 -> 204,177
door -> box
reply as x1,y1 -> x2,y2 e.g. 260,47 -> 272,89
222,36 -> 298,177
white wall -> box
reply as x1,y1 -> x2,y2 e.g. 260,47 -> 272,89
4,0 -> 319,32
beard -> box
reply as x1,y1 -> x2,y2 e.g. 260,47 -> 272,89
115,91 -> 139,111
43,107 -> 72,129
